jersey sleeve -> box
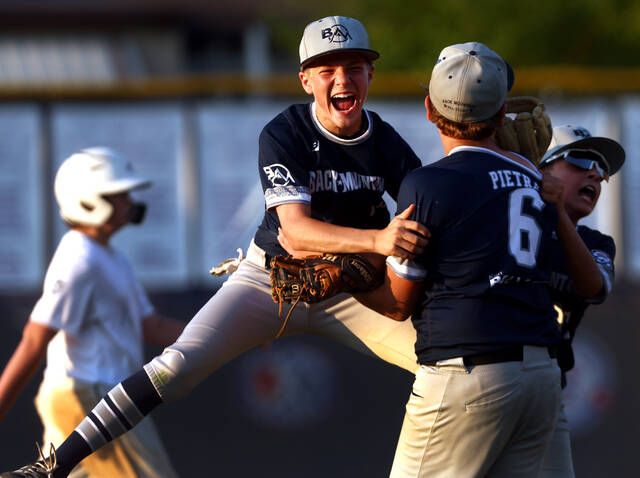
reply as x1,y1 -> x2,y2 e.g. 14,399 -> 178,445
258,118 -> 312,210
30,261 -> 94,336
387,168 -> 437,281
585,232 -> 616,304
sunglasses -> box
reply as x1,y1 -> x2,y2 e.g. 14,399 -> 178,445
545,149 -> 609,181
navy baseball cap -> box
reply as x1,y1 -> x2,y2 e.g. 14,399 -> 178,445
428,42 -> 514,123
540,125 -> 625,176
299,16 -> 379,69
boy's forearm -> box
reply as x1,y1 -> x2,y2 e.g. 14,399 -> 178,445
556,209 -> 603,298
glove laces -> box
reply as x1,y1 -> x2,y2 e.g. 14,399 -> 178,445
14,443 -> 58,477
274,287 -> 306,339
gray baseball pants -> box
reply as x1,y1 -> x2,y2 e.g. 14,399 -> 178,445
144,241 -> 418,402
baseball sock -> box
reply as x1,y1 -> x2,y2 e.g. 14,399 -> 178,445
51,368 -> 163,475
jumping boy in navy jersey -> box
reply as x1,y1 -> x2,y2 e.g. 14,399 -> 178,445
357,42 -> 562,477
1,16 -> 429,477
538,125 -> 625,478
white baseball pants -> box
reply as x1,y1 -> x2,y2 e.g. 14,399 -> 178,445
390,346 -> 561,478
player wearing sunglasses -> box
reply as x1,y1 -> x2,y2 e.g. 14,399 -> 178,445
538,124 -> 625,477
544,148 -> 610,181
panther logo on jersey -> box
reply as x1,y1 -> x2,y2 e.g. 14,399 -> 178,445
591,249 -> 613,272
263,164 -> 295,187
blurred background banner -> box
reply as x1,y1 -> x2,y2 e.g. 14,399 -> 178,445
0,98 -> 634,289
0,105 -> 43,289
0,1 -> 639,477
196,101 -> 287,284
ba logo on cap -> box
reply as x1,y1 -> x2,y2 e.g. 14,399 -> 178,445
321,24 -> 352,43
572,127 -> 591,138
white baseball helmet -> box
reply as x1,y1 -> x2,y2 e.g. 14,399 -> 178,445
540,125 -> 625,176
54,147 -> 151,227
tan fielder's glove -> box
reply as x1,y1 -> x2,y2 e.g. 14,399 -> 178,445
495,96 -> 553,165
269,254 -> 383,337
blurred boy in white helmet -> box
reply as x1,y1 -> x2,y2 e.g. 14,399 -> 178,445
0,148 -> 183,477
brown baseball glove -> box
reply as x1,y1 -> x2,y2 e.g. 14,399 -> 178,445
270,254 -> 383,337
495,96 -> 553,165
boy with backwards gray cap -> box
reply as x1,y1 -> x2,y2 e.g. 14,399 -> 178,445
1,15 -> 429,477
356,42 -> 562,477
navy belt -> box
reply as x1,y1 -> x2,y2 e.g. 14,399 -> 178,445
423,346 -> 557,367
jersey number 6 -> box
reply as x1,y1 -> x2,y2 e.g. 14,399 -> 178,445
508,188 -> 545,268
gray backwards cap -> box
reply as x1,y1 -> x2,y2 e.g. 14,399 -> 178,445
540,125 -> 625,176
428,42 -> 514,123
299,16 -> 380,68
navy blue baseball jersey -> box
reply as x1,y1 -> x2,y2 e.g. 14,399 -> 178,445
388,146 -> 561,364
254,103 -> 422,257
548,225 -> 615,378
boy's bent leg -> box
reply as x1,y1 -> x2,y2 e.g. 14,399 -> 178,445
310,294 -> 418,374
146,260 -> 286,401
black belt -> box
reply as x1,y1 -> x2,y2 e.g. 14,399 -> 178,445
424,346 -> 557,367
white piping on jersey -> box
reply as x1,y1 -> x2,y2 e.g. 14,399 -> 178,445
309,102 -> 373,145
264,185 -> 311,209
386,256 -> 427,281
448,145 -> 542,180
